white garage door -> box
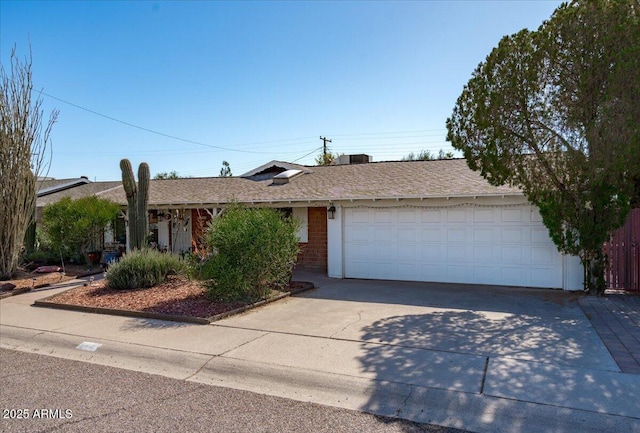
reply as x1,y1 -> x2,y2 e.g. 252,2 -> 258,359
343,205 -> 564,288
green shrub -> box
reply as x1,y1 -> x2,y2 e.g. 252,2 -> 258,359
106,248 -> 187,290
23,249 -> 57,264
41,196 -> 120,261
201,205 -> 300,302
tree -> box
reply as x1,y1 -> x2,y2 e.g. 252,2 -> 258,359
0,47 -> 58,279
446,0 -> 640,294
219,160 -> 232,177
154,171 -> 180,179
41,196 -> 120,262
402,149 -> 455,161
315,150 -> 341,166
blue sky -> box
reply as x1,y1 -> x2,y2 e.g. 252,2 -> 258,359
1,0 -> 563,180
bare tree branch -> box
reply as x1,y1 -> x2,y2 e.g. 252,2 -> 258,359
0,45 -> 59,279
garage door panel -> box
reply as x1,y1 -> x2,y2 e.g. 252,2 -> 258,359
397,263 -> 419,280
374,226 -> 393,242
447,227 -> 467,242
397,227 -> 417,243
346,246 -> 373,264
530,246 -> 554,265
371,261 -> 394,279
530,267 -> 561,287
344,206 -> 564,288
421,209 -> 442,223
474,209 -> 496,223
347,209 -> 371,224
397,244 -> 418,260
531,227 -> 551,243
422,227 -> 443,242
531,209 -> 544,222
447,209 -> 467,223
501,227 -> 523,243
502,208 -> 523,222
447,265 -> 469,283
473,227 -> 496,243
346,225 -> 371,242
397,209 -> 417,223
373,209 -> 393,223
374,244 -> 394,260
501,246 -> 523,264
474,266 -> 501,285
502,267 -> 527,286
422,244 -> 445,261
448,245 -> 469,261
473,246 -> 496,263
422,265 -> 447,282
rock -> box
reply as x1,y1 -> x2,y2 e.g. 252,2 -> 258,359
0,283 -> 17,292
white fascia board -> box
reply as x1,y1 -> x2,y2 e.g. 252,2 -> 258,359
144,193 -> 526,209
240,161 -> 310,178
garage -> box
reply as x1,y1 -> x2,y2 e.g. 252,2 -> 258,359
342,203 -> 568,288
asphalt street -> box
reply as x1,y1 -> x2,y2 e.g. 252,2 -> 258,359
0,348 -> 469,433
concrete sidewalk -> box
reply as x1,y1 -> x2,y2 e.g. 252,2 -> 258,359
1,272 -> 639,433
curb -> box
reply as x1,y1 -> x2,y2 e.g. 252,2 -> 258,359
32,282 -> 315,325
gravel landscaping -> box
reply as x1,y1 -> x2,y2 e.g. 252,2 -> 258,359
44,276 -> 313,320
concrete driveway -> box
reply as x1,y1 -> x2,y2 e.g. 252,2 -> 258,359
1,270 -> 639,433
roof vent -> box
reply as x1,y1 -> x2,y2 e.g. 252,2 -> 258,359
272,169 -> 303,185
335,154 -> 372,165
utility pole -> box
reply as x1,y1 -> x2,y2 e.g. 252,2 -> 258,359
319,136 -> 332,162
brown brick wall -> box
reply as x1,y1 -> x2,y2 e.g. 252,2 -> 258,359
296,207 -> 327,270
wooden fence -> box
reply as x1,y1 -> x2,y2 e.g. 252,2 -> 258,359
604,208 -> 640,291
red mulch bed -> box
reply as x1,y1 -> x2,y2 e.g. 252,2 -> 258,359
1,264 -> 95,291
47,276 -> 313,319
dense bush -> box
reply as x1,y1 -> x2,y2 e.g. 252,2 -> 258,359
22,249 -> 58,265
202,205 -> 300,302
106,248 -> 187,290
41,196 -> 120,262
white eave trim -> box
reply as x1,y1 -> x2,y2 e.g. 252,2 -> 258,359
240,160 -> 310,178
141,192 -> 526,208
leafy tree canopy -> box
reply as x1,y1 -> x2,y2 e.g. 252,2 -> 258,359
154,171 -> 180,179
315,150 -> 342,166
42,196 -> 120,261
446,0 -> 640,294
402,149 -> 455,161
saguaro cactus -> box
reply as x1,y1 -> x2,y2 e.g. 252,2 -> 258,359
120,159 -> 150,250
137,162 -> 150,250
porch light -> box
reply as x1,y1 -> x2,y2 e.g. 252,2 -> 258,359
327,205 -> 336,220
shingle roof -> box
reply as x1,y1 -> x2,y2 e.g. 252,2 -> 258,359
37,178 -> 91,197
94,159 -> 522,207
36,181 -> 122,208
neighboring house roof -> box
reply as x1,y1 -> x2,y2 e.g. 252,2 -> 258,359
240,160 -> 310,178
37,177 -> 90,197
95,159 -> 522,207
36,181 -> 122,208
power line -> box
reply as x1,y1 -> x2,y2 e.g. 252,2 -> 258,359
38,90 -> 303,155
291,146 -> 323,163
329,128 -> 447,137
36,88 -> 455,158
